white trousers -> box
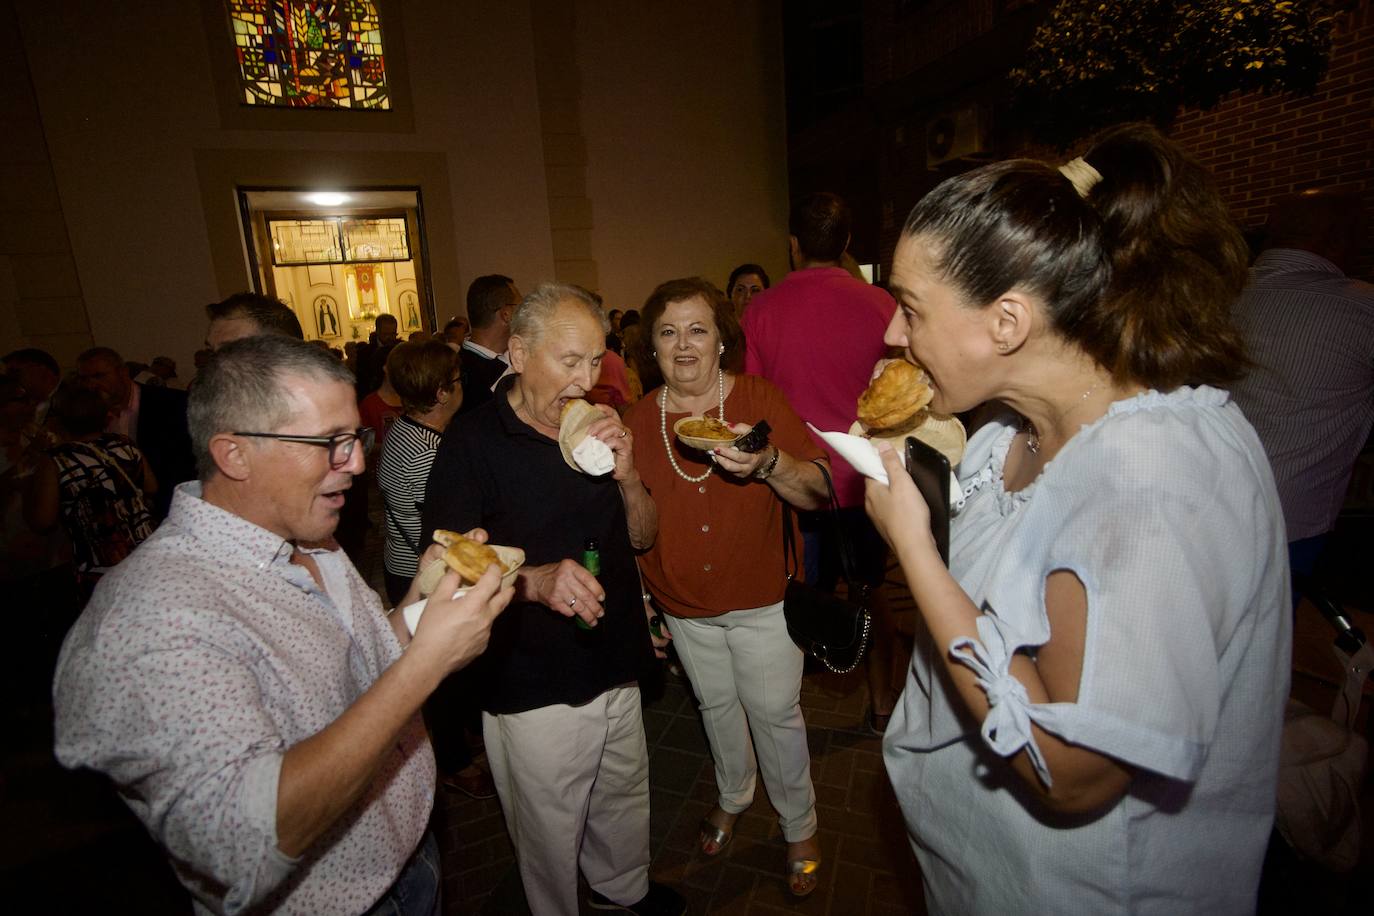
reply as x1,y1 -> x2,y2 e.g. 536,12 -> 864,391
482,684 -> 650,916
665,601 -> 818,841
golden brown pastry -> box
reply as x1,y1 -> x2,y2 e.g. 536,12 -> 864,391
679,417 -> 737,440
432,529 -> 501,585
857,360 -> 934,435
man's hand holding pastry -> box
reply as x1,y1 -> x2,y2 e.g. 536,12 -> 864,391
586,404 -> 637,483
406,562 -> 514,686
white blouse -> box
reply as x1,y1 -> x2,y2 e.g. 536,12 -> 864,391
883,386 -> 1291,914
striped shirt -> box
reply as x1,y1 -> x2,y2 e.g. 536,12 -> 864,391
376,415 -> 442,577
1228,248 -> 1374,540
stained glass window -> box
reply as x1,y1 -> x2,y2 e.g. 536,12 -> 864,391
226,1 -> 391,109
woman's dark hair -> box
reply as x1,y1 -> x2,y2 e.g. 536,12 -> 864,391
386,340 -> 460,414
727,263 -> 771,296
51,386 -> 111,438
632,278 -> 744,392
902,122 -> 1248,389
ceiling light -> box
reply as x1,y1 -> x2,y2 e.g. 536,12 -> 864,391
304,191 -> 349,206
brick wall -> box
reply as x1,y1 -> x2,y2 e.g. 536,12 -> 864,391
1170,0 -> 1374,279
865,1 -> 1374,280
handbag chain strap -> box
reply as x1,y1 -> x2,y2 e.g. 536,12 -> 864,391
815,611 -> 872,675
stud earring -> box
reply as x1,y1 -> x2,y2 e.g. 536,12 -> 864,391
998,342 -> 1010,352
718,344 -> 725,354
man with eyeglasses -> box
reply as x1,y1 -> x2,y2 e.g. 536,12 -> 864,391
54,335 -> 513,916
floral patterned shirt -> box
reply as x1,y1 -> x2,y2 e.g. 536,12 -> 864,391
54,483 -> 435,915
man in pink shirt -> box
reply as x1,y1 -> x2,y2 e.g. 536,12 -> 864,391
743,192 -> 899,733
743,192 -> 895,511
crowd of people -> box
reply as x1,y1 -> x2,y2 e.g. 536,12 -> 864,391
3,120 -> 1370,915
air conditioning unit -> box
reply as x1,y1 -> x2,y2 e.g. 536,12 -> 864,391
925,106 -> 989,169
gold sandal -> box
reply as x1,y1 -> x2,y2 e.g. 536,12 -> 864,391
698,816 -> 733,857
787,857 -> 821,897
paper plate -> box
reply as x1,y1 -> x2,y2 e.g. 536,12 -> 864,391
673,416 -> 740,452
850,411 -> 966,467
413,543 -> 525,600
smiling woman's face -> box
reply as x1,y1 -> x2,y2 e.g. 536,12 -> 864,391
885,234 -> 1001,415
653,296 -> 721,393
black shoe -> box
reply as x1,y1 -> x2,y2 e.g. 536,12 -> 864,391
587,881 -> 686,916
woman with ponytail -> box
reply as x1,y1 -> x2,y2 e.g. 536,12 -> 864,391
866,123 -> 1288,913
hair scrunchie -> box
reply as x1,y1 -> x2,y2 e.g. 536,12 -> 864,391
1058,157 -> 1103,198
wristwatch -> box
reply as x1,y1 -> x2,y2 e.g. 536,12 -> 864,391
754,445 -> 781,480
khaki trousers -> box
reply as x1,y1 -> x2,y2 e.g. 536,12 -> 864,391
482,684 -> 650,916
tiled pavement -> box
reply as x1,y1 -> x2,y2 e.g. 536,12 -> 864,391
435,662 -> 927,916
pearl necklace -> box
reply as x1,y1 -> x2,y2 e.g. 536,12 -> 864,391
659,369 -> 726,483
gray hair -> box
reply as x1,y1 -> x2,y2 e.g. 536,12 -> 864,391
188,335 -> 354,480
509,282 -> 609,346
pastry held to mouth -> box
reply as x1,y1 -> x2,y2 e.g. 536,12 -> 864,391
857,360 -> 934,436
855,359 -> 966,465
558,398 -> 615,474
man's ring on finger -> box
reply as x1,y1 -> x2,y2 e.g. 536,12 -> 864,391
618,429 -> 627,438
568,596 -> 578,608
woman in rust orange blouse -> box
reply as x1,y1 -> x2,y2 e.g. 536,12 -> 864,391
623,277 -> 829,897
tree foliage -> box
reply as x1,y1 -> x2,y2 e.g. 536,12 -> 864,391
1010,0 -> 1339,147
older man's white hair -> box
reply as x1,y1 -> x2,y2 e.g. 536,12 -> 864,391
510,283 -> 609,346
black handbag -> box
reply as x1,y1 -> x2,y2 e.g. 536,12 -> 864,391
781,462 -> 872,674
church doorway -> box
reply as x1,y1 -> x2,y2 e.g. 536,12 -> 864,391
237,188 -> 435,350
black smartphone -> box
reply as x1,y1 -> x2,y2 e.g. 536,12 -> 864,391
905,436 -> 951,566
734,420 -> 772,453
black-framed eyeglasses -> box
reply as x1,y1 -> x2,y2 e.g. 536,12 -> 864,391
233,427 -> 375,468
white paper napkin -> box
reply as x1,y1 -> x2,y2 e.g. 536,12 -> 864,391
400,586 -> 473,636
808,423 -> 902,485
401,597 -> 428,636
572,435 -> 615,475
808,422 -> 960,509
